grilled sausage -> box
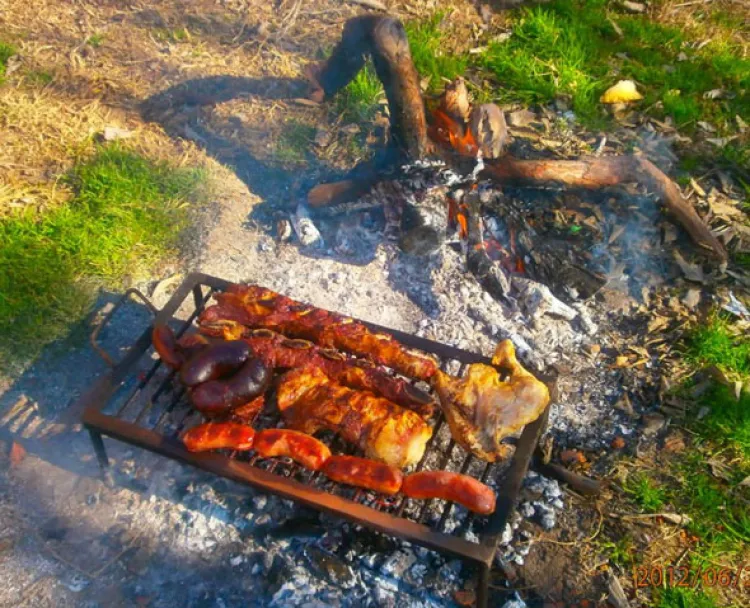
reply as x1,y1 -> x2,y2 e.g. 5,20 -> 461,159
182,422 -> 255,452
152,324 -> 184,369
402,471 -> 496,515
190,357 -> 271,416
180,341 -> 252,387
322,455 -> 403,495
254,429 -> 331,471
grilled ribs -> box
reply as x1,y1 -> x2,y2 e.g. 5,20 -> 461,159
276,366 -> 432,468
198,284 -> 439,380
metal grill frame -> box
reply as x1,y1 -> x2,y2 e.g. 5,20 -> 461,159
80,272 -> 550,607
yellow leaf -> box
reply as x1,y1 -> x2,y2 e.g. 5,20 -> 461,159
600,80 -> 643,104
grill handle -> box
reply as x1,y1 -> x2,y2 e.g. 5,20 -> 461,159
90,288 -> 159,367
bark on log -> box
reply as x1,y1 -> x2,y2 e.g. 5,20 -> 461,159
311,15 -> 429,161
482,156 -> 727,262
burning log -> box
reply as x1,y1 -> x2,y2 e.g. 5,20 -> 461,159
481,156 -> 727,262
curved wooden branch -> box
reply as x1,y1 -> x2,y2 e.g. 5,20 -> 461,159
311,15 -> 429,161
482,156 -> 727,262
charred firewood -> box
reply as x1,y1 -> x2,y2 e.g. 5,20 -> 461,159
464,191 -> 512,299
398,186 -> 451,255
310,15 -> 429,162
482,156 -> 727,262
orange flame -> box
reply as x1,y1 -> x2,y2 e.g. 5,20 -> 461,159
429,109 -> 479,156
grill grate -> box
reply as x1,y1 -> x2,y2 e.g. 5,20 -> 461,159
80,273 -> 550,608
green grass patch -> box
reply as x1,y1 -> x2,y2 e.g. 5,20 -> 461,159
674,451 -> 750,562
687,315 -> 750,377
653,587 -> 719,608
623,473 -> 667,511
405,14 -> 467,91
274,120 -> 315,164
693,383 -> 750,458
25,69 -> 53,86
477,0 -> 749,130
0,41 -> 17,82
86,34 -> 104,48
154,27 -> 190,43
334,64 -> 383,123
0,145 -> 205,369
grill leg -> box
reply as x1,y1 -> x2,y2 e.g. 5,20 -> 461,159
476,563 -> 490,608
88,428 -> 110,471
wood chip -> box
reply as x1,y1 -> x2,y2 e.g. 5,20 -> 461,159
9,441 -> 26,467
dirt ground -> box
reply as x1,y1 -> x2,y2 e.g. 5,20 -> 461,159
1,0 -> 748,607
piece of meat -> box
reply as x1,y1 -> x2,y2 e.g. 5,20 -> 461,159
152,324 -> 185,369
235,328 -> 434,416
198,284 -> 438,380
402,471 -> 496,515
230,395 -> 266,424
322,455 -> 403,495
276,366 -> 432,468
253,429 -> 331,471
433,340 -> 549,462
180,341 -> 252,387
190,358 -> 271,416
182,422 -> 255,452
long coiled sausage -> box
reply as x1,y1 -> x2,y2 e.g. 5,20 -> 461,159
190,357 -> 271,416
180,341 -> 252,387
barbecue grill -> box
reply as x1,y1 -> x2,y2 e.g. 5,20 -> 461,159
79,272 -> 551,607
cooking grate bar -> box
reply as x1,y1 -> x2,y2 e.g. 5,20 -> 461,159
132,370 -> 177,425
418,439 -> 455,525
115,290 -> 212,419
393,413 -> 445,518
152,386 -> 188,432
115,359 -> 165,417
437,452 -> 475,532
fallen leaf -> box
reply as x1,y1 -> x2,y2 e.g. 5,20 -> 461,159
663,433 -> 686,453
613,354 -> 631,368
708,458 -> 732,481
736,115 -> 748,132
508,109 -> 538,128
103,126 -> 134,141
9,441 -> 26,467
600,80 -> 643,104
682,288 -> 701,310
706,136 -> 738,147
689,177 -> 706,197
738,475 -> 750,488
660,513 -> 691,525
673,251 -> 705,283
560,449 -> 586,465
618,0 -> 646,12
611,436 -> 626,449
703,88 -> 726,100
697,121 -> 716,133
642,412 -> 666,435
